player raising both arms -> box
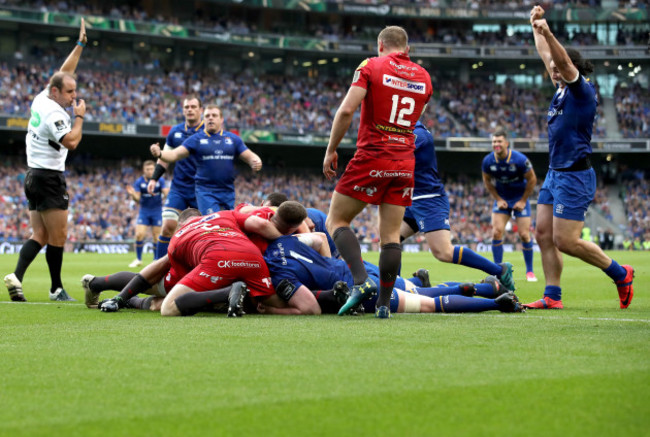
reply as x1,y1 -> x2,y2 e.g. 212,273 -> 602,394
527,5 -> 633,309
323,26 -> 432,318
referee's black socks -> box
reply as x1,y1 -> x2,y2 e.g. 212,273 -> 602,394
14,239 -> 43,282
45,245 -> 64,290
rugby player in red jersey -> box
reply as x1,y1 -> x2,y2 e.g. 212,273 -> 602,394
323,26 -> 432,318
95,202 -> 318,316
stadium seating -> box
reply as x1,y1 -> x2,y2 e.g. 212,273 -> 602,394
7,0 -> 649,46
2,61 -> 628,138
0,159 -> 545,246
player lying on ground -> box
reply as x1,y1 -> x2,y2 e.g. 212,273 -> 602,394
259,233 -> 524,315
82,227 -> 520,317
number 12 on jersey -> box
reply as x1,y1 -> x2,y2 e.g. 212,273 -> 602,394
389,95 -> 415,127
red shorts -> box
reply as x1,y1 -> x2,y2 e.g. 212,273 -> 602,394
172,249 -> 274,298
335,153 -> 415,206
162,265 -> 186,295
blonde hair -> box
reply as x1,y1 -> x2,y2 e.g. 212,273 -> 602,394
378,26 -> 408,50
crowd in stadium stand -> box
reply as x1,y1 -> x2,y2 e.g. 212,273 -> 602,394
622,177 -> 650,243
592,184 -> 614,221
1,62 -> 470,138
3,61 -> 634,139
614,82 -> 650,139
0,159 -> 526,248
3,156 -> 650,250
5,0 -> 649,47
434,76 -> 608,138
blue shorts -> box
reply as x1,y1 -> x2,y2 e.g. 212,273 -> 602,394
492,199 -> 531,218
537,168 -> 595,222
164,189 -> 197,212
403,194 -> 451,233
137,209 -> 162,227
196,188 -> 235,215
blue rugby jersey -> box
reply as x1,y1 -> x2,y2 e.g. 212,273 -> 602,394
182,128 -> 248,191
547,77 -> 597,169
412,121 -> 446,199
306,208 -> 339,258
482,148 -> 533,201
165,121 -> 203,194
264,236 -> 353,292
133,175 -> 165,211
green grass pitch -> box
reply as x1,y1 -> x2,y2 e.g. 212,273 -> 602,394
0,251 -> 648,437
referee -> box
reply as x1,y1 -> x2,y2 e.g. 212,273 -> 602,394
4,19 -> 87,302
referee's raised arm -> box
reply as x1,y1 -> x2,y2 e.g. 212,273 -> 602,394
60,17 -> 87,74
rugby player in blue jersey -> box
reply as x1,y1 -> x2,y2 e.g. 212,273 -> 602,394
260,234 -> 524,315
305,208 -> 339,259
150,104 -> 263,215
481,129 -> 538,282
126,160 -> 169,268
147,95 -> 204,260
400,122 -> 517,291
528,5 -> 633,309
261,192 -> 339,258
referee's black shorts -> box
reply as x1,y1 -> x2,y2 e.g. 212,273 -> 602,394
25,168 -> 69,211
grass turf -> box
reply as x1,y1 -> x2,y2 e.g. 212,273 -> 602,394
0,251 -> 648,436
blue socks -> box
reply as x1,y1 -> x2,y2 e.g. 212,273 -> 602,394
416,285 -> 462,298
415,283 -> 495,299
491,239 -> 503,264
135,240 -> 144,261
156,235 -> 171,260
434,295 -> 499,312
522,240 -> 534,273
475,283 -> 498,298
453,245 -> 501,276
543,285 -> 562,301
603,260 -> 626,282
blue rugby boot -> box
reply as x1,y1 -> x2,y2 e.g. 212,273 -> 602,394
375,305 -> 391,319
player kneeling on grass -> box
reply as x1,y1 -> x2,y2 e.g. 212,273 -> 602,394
259,233 -> 525,316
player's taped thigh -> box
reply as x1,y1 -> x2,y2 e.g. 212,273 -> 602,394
402,292 -> 422,313
162,208 -> 180,222
152,278 -> 167,297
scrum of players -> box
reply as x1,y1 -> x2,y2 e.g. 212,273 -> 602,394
83,193 -> 525,317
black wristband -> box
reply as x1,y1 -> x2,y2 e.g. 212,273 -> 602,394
75,115 -> 84,119
152,163 -> 166,181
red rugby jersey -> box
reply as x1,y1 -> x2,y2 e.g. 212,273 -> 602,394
351,52 -> 432,160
